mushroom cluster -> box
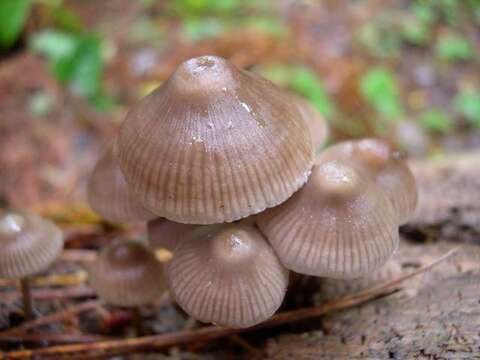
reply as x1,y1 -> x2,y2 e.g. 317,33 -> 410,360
88,55 -> 417,328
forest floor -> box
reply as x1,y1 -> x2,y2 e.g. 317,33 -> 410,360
1,0 -> 479,358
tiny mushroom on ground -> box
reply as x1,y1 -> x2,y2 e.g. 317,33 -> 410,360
87,143 -> 155,223
87,240 -> 166,334
257,160 -> 400,278
165,224 -> 289,328
0,211 -> 63,320
115,55 -> 315,224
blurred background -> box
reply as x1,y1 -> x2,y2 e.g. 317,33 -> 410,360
1,0 -> 479,212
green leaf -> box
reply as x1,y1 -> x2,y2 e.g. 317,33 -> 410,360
257,65 -> 334,117
68,35 -> 103,98
52,6 -> 84,33
289,67 -> 333,117
30,30 -> 78,61
181,18 -> 228,41
418,109 -> 453,133
0,0 -> 32,48
243,17 -> 286,38
454,91 -> 480,127
360,68 -> 403,120
402,17 -> 430,45
30,29 -> 105,104
435,32 -> 474,61
357,18 -> 401,58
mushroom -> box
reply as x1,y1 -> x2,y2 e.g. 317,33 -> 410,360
115,55 -> 314,224
257,160 -> 399,278
87,143 -> 155,223
0,211 -> 63,320
87,240 -> 165,335
165,223 -> 289,328
147,218 -> 197,251
316,138 -> 417,224
293,95 -> 329,151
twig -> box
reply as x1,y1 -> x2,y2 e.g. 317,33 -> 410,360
1,248 -> 458,359
0,332 -> 112,344
2,286 -> 96,303
0,300 -> 102,336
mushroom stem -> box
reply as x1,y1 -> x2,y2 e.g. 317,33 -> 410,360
131,307 -> 144,336
20,277 -> 33,321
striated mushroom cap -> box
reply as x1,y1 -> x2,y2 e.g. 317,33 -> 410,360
0,211 -> 63,279
87,144 -> 155,223
293,95 -> 329,151
116,55 -> 314,224
257,161 -> 399,278
317,138 -> 417,224
88,240 -> 165,307
165,224 -> 289,328
147,218 -> 197,251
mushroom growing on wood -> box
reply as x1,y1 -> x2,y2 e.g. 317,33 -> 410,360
165,224 -> 289,328
316,138 -> 417,224
257,160 -> 399,278
87,240 -> 165,335
0,211 -> 63,320
115,55 -> 314,224
87,143 -> 155,223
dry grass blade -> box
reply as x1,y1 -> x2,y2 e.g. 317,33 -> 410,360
0,300 -> 102,336
0,332 -> 112,344
1,248 -> 459,359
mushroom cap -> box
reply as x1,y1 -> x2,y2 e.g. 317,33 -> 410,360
88,240 -> 165,307
0,211 -> 63,279
147,218 -> 197,251
165,224 -> 289,328
293,95 -> 329,151
257,161 -> 399,278
316,138 -> 417,224
87,144 -> 155,223
116,55 -> 314,224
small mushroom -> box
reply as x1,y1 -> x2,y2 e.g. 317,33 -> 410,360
0,211 -> 63,320
147,218 -> 197,251
116,55 -> 314,224
293,95 -> 329,151
317,138 -> 417,224
257,160 -> 399,278
87,240 -> 165,335
165,224 -> 289,328
87,143 -> 155,223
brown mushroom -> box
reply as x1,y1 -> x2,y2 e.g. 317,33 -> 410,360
116,55 -> 314,224
87,240 -> 166,335
316,138 -> 417,224
257,160 -> 399,278
0,211 -> 63,320
87,143 -> 155,223
165,224 -> 289,328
